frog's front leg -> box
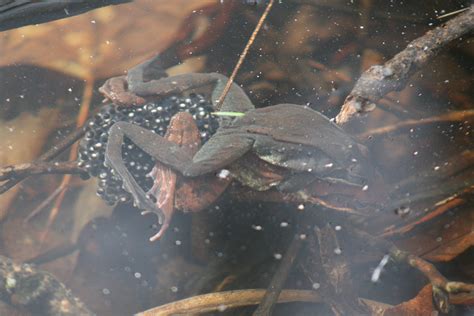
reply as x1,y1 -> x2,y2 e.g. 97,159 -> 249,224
100,53 -> 255,113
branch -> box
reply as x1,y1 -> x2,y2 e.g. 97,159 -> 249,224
336,5 -> 474,124
0,255 -> 92,315
0,161 -> 87,181
0,126 -> 86,194
253,235 -> 303,316
346,227 -> 474,313
391,249 -> 474,313
137,289 -> 322,316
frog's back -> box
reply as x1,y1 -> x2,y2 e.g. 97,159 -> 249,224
234,104 -> 372,183
238,104 -> 357,151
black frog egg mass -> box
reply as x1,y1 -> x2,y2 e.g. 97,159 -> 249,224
78,94 -> 218,205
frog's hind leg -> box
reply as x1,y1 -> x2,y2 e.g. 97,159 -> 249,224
105,121 -> 193,224
144,165 -> 176,242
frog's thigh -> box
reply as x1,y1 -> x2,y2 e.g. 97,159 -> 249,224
183,133 -> 254,177
106,122 -> 193,172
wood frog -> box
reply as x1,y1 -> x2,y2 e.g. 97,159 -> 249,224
100,53 -> 374,241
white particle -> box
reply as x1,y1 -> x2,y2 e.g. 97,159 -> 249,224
297,204 -> 305,210
175,240 -> 182,246
170,286 -> 178,293
371,254 -> 390,282
362,185 -> 369,191
280,222 -> 289,228
274,253 -> 282,260
334,248 -> 342,255
217,169 -> 230,179
324,163 -> 334,168
299,234 -> 307,240
134,272 -> 142,279
252,225 -> 263,231
91,20 -> 96,24
102,288 -> 111,295
395,206 -> 411,217
413,151 -> 418,156
335,225 -> 342,231
218,305 -> 227,312
312,283 -> 320,290
6,277 -> 16,288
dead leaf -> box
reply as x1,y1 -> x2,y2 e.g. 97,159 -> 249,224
395,207 -> 473,262
0,0 -> 215,80
382,285 -> 435,316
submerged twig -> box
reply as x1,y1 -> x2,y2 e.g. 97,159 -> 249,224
0,126 -> 86,194
336,5 -> 474,124
347,226 -> 474,313
357,110 -> 474,138
136,289 -> 322,316
391,249 -> 474,313
0,161 -> 86,181
253,235 -> 303,316
216,0 -> 274,110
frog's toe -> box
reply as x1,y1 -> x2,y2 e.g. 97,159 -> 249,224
131,190 -> 164,220
149,214 -> 171,242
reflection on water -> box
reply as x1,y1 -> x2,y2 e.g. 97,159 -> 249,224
0,1 -> 472,315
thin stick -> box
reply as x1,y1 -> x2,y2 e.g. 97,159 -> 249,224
216,0 -> 274,110
391,249 -> 474,313
345,226 -> 474,312
24,186 -> 63,223
357,110 -> 474,138
0,126 -> 86,194
136,289 -> 321,316
253,235 -> 303,316
41,78 -> 94,243
0,161 -> 86,181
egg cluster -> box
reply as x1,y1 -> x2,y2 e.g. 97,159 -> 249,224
77,94 -> 218,205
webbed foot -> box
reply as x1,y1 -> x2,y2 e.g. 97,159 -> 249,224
145,165 -> 177,242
